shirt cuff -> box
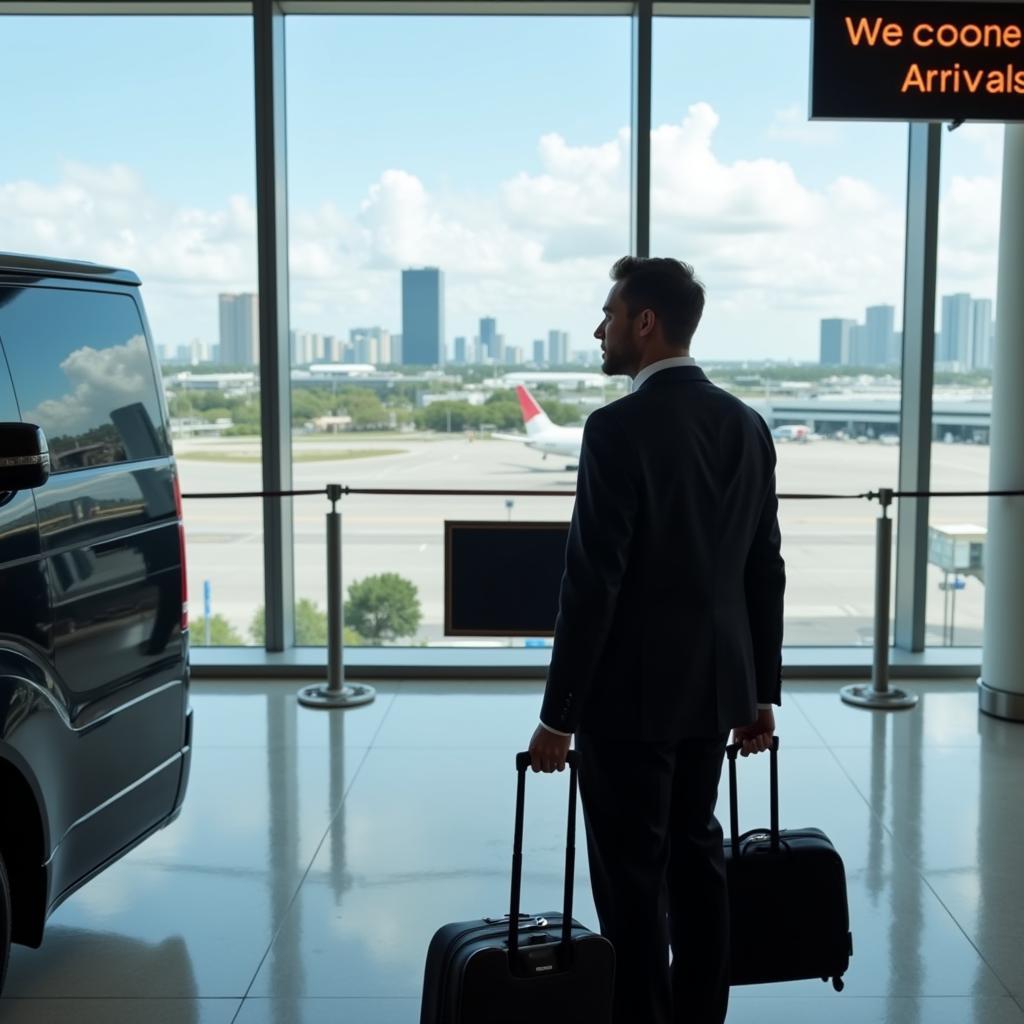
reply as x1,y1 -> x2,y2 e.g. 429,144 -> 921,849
539,720 -> 572,737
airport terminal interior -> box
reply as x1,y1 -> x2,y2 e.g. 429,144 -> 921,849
1,0 -> 1024,1022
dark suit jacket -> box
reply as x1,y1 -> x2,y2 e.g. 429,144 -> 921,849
540,365 -> 785,742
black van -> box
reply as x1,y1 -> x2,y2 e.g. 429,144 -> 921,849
0,253 -> 192,992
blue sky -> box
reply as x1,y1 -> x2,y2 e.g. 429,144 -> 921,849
0,14 -> 1005,361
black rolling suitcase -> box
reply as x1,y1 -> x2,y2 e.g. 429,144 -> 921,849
420,751 -> 615,1024
725,737 -> 853,992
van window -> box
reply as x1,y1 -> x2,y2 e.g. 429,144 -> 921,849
0,344 -> 18,423
0,286 -> 169,472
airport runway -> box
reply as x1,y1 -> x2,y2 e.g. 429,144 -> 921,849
175,433 -> 990,648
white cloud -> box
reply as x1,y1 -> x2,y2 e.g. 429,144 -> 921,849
937,174 -> 1002,296
0,106 -> 1004,360
25,334 -> 154,442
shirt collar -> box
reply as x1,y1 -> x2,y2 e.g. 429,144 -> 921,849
631,355 -> 698,393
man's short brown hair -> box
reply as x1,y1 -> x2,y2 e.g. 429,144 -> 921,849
610,256 -> 705,348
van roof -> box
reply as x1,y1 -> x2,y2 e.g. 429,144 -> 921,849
0,252 -> 141,286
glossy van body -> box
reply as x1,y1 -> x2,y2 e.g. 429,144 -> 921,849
0,254 -> 191,988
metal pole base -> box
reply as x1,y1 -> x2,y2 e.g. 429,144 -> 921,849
978,678 -> 1024,722
297,683 -> 376,709
840,684 -> 919,710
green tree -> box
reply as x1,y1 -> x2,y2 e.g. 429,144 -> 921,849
485,388 -> 518,406
250,599 -> 363,646
337,388 -> 389,430
416,401 -> 482,433
480,400 -> 521,430
543,399 -> 583,426
190,614 -> 243,646
344,573 -> 422,643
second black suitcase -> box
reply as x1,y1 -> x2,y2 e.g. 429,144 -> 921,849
724,737 -> 853,991
420,751 -> 615,1024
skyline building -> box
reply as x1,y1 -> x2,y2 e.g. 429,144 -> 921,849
821,293 -> 994,371
290,329 -> 324,365
454,336 -> 468,364
401,268 -> 444,366
218,292 -> 259,366
818,304 -> 896,367
819,318 -> 856,366
533,339 -> 545,364
971,298 -> 995,370
548,329 -> 570,365
350,326 -> 391,365
940,293 -> 973,369
864,304 -> 897,365
938,292 -> 994,371
479,317 -> 497,361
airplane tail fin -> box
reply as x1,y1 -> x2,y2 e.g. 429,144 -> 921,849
516,385 -> 555,437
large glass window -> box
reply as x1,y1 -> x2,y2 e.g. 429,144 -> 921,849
284,15 -> 631,647
926,125 -> 1003,646
0,15 -> 263,646
652,16 -> 908,646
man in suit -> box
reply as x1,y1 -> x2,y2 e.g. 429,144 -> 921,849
527,256 -> 785,1024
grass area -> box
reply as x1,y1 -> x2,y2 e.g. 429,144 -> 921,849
177,448 -> 407,464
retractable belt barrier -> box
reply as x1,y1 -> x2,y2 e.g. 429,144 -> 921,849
180,484 -> 1024,713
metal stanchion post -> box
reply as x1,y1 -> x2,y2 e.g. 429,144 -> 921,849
841,488 -> 918,710
298,484 -> 376,710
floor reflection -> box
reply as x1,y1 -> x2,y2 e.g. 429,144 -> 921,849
3,680 -> 1023,1024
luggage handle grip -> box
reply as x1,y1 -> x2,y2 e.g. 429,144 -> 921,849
726,736 -> 780,855
515,750 -> 576,773
509,750 -> 578,958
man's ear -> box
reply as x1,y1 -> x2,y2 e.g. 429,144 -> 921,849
638,309 -> 656,336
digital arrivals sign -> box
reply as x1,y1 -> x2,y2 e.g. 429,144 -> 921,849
811,0 -> 1024,121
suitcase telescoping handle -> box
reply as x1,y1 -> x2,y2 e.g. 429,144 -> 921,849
725,735 -> 781,855
509,750 -> 578,956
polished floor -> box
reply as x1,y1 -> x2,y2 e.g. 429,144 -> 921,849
3,679 -> 1024,1024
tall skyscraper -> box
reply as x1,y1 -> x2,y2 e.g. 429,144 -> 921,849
533,339 -> 545,364
401,268 -> 444,366
819,318 -> 856,366
939,293 -> 973,369
548,329 -> 570,365
864,305 -> 896,365
479,317 -> 497,361
218,293 -> 259,366
971,298 -> 995,370
454,336 -> 468,364
848,323 -> 868,365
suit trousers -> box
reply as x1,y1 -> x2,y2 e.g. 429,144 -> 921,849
575,730 -> 730,1024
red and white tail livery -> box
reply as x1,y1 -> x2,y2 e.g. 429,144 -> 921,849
492,384 -> 584,462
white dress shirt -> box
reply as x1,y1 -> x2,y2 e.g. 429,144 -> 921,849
539,355 -> 771,736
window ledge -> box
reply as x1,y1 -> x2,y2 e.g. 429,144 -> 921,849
189,644 -> 982,680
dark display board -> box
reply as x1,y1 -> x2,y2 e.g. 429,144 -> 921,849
444,521 -> 569,636
811,0 -> 1024,121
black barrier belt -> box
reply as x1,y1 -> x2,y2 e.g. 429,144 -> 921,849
886,489 -> 1024,499
182,486 -> 1024,501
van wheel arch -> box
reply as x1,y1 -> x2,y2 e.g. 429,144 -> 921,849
0,759 -> 47,948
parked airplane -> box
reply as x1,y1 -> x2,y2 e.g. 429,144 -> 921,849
771,424 -> 811,442
492,384 -> 584,462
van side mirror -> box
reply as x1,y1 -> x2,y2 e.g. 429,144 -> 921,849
0,423 -> 50,491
